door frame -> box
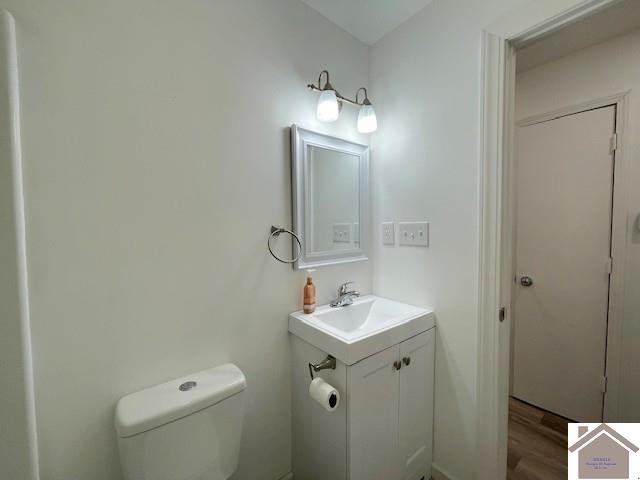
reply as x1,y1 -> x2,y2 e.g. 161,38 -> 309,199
476,1 -> 629,478
513,94 -> 629,421
0,9 -> 39,480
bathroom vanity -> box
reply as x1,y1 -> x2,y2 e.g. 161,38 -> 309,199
289,295 -> 435,480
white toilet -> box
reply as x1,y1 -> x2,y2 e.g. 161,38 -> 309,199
115,363 -> 246,480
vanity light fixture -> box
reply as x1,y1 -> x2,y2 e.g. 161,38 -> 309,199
308,70 -> 377,133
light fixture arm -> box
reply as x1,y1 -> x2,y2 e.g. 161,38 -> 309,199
307,70 -> 372,107
318,70 -> 332,90
355,87 -> 371,106
308,70 -> 337,94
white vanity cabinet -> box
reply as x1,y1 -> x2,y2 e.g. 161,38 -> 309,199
398,331 -> 436,480
349,330 -> 435,480
291,327 -> 435,480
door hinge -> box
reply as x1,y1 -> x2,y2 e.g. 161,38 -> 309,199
601,376 -> 608,394
610,133 -> 618,153
607,257 -> 613,275
499,307 -> 506,322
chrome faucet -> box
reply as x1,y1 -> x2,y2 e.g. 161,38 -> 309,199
330,282 -> 360,307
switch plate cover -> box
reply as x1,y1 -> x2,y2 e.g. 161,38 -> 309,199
333,223 -> 351,243
382,222 -> 395,246
399,222 -> 429,247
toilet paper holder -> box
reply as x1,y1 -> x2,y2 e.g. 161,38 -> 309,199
309,355 -> 336,379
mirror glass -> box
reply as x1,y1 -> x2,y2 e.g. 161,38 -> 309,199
308,145 -> 359,253
291,125 -> 369,270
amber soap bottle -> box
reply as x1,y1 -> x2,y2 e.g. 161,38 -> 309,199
303,270 -> 316,314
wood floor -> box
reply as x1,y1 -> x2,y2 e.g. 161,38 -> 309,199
507,397 -> 569,480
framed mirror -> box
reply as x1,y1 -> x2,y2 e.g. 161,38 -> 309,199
291,125 -> 369,270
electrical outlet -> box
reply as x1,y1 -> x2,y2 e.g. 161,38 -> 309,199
382,222 -> 395,246
399,222 -> 429,247
333,223 -> 351,243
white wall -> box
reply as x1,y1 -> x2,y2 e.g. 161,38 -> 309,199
0,1 -> 371,479
369,1 -> 532,478
516,28 -> 640,422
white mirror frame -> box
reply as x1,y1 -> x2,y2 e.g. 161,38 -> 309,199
291,124 -> 369,270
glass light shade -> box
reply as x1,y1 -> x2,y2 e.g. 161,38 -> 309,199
316,90 -> 340,122
357,104 -> 377,133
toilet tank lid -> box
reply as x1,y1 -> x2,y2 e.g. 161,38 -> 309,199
115,363 -> 246,438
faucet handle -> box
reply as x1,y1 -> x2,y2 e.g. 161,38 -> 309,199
339,281 -> 354,295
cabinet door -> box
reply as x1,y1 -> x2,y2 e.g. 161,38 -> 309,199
398,329 -> 435,480
348,344 -> 400,480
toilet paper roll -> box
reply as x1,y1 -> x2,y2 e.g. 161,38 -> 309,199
309,377 -> 340,412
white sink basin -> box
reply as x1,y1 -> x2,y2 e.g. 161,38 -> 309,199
289,295 -> 434,365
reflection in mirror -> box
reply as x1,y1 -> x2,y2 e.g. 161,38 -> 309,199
291,125 -> 369,270
308,146 -> 359,253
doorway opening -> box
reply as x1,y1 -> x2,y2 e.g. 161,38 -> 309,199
477,1 -> 640,479
506,6 -> 640,478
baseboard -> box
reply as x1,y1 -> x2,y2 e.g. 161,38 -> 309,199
283,467 -> 454,480
431,463 -> 459,480
283,467 -> 455,480
284,467 -> 451,480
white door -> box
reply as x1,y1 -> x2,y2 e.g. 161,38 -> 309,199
399,330 -> 435,480
513,106 -> 615,422
348,345 -> 400,480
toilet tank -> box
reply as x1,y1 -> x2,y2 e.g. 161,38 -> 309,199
115,364 -> 246,480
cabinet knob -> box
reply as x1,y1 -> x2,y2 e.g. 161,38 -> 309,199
393,360 -> 402,370
520,275 -> 533,287
402,356 -> 411,366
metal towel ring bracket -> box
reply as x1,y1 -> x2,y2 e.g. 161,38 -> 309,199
268,226 -> 302,264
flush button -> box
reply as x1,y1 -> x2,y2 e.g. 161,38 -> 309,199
179,381 -> 197,391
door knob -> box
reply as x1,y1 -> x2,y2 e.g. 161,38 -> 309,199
393,361 -> 402,370
520,275 -> 534,287
402,357 -> 411,366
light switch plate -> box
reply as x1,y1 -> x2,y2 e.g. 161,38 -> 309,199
333,223 -> 351,243
381,222 -> 395,246
399,222 -> 429,247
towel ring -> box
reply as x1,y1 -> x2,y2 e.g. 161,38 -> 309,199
268,226 -> 302,264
